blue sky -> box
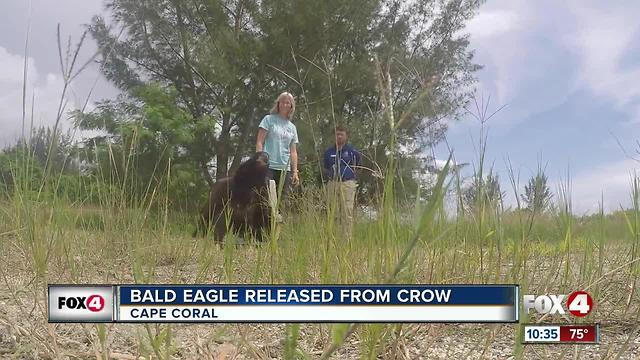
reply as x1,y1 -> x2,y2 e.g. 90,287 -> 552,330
437,0 -> 640,214
1,0 -> 639,213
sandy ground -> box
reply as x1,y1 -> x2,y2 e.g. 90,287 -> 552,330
1,237 -> 640,359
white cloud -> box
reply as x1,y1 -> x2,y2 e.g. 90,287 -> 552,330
456,0 -> 640,133
0,46 -> 80,148
434,159 -> 449,169
438,1 -> 640,215
455,0 -> 582,132
564,159 -> 640,214
569,2 -> 640,123
465,10 -> 521,39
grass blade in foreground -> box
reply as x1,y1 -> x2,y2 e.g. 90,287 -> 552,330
319,154 -> 453,360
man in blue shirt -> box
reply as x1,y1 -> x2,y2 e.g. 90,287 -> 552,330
323,125 -> 361,239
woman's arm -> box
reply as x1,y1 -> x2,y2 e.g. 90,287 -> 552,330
256,128 -> 268,152
290,143 -> 299,185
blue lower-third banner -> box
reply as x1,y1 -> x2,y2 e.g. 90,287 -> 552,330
48,284 -> 519,323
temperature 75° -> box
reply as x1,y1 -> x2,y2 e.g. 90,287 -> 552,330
570,328 -> 588,339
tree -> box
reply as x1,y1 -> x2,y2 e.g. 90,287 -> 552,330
521,167 -> 553,213
81,0 -> 272,185
74,84 -> 211,208
81,0 -> 484,203
0,126 -> 79,198
463,171 -> 504,212
265,0 -> 484,202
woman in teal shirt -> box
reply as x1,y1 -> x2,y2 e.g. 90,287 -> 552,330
255,92 -> 300,198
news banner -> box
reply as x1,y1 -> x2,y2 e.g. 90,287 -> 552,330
48,284 -> 600,344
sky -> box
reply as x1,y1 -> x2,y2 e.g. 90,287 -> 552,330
0,0 -> 639,214
438,0 -> 640,214
0,0 -> 115,146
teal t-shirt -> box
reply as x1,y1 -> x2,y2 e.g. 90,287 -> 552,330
259,114 -> 299,171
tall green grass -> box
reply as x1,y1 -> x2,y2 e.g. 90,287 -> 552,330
3,135 -> 640,358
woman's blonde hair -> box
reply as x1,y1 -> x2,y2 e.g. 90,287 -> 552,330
270,92 -> 296,119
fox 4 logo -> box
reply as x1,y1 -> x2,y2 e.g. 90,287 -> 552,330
524,291 -> 593,317
58,295 -> 105,312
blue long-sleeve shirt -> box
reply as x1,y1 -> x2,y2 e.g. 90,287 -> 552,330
323,143 -> 361,181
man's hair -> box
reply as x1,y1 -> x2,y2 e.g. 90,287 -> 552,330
335,125 -> 347,134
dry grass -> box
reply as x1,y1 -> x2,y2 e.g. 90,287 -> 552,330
1,216 -> 639,359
